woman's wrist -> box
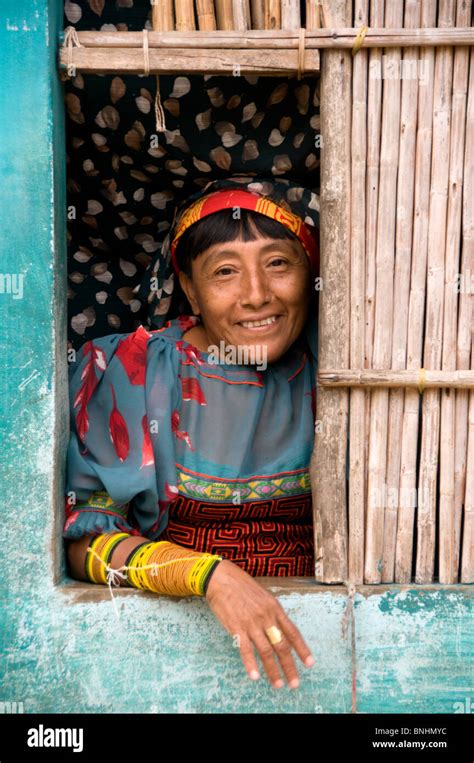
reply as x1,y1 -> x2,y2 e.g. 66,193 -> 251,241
204,558 -> 234,600
202,557 -> 224,597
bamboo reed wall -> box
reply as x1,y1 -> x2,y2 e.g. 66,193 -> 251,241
60,0 -> 474,586
312,0 -> 474,587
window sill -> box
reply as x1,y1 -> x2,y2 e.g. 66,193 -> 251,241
57,577 -> 474,605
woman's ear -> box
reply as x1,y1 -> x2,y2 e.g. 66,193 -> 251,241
178,270 -> 200,316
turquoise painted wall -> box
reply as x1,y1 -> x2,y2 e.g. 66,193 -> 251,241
0,0 -> 473,714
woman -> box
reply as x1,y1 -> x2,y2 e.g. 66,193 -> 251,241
65,175 -> 320,690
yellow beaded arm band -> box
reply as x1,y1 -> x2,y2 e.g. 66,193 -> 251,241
85,533 -> 223,597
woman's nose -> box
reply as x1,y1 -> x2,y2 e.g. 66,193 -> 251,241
239,270 -> 271,307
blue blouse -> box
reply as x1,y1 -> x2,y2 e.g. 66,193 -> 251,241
63,310 -> 318,575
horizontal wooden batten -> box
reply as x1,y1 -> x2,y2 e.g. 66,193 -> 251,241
60,28 -> 474,49
318,370 -> 474,390
58,26 -> 474,77
59,46 -> 320,75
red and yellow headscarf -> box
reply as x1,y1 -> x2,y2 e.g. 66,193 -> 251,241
135,175 -> 320,329
170,188 -> 320,275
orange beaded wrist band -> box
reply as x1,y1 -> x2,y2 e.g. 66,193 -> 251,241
124,540 -> 223,596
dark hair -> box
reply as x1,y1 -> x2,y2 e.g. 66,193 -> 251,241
174,207 -> 300,279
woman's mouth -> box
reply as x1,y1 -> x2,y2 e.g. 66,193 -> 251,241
237,315 -> 281,330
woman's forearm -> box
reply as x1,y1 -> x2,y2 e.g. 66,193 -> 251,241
66,533 -> 150,586
66,532 -> 222,596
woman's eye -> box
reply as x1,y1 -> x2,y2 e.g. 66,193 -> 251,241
215,267 -> 235,276
269,258 -> 287,267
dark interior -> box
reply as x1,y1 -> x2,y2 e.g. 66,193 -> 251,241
64,0 -> 321,351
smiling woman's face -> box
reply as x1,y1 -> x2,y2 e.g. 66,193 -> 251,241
178,224 -> 313,364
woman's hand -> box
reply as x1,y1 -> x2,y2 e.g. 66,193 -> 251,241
205,560 -> 315,689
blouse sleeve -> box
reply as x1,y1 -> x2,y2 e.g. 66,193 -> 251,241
63,326 -> 161,540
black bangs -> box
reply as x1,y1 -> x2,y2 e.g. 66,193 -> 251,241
174,208 -> 298,278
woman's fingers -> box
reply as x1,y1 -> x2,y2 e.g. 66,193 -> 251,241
241,621 -> 313,688
249,629 -> 287,688
248,607 -> 316,688
276,609 -> 316,668
264,628 -> 301,689
237,633 -> 261,681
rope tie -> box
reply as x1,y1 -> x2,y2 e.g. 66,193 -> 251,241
352,25 -> 369,55
63,25 -> 83,78
297,27 -> 306,80
418,367 -> 426,395
142,28 -> 150,76
105,564 -> 128,588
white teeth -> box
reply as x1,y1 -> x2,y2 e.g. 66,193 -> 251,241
240,316 -> 278,328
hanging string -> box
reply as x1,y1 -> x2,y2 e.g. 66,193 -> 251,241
142,28 -> 167,133
154,74 -> 167,133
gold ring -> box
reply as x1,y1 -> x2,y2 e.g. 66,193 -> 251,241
265,626 -> 283,645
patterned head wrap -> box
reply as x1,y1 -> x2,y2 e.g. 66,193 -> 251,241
135,175 -> 320,329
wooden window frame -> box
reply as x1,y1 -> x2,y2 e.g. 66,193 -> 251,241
57,10 -> 474,592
